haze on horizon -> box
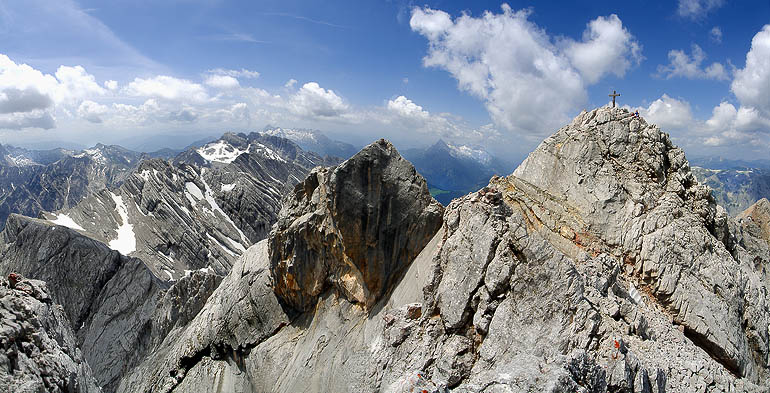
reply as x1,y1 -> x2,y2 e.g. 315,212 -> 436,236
0,0 -> 768,163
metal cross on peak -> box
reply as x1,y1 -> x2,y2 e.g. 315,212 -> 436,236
609,90 -> 620,108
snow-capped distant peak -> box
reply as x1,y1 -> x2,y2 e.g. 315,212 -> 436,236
262,127 -> 319,144
72,147 -> 106,162
5,155 -> 39,166
196,141 -> 250,164
446,143 -> 492,165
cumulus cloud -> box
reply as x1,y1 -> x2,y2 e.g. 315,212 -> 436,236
77,100 -> 108,123
380,95 -> 503,145
635,94 -> 695,130
677,0 -> 725,19
204,74 -> 240,89
410,5 -> 640,137
0,54 -> 108,130
124,76 -> 208,102
54,65 -> 106,102
104,80 -> 118,90
702,101 -> 770,147
287,82 -> 349,119
731,25 -> 770,116
563,14 -> 643,84
284,79 -> 297,88
387,96 -> 430,120
710,26 -> 722,43
656,44 -> 729,80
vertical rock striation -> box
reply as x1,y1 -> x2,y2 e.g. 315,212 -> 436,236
269,138 -> 444,311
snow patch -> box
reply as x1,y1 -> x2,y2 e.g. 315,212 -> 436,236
107,192 -> 136,255
221,183 -> 236,192
252,143 -> 286,162
200,175 -> 249,245
184,266 -> 214,277
196,141 -> 250,163
207,233 -> 236,256
50,214 -> 84,231
185,182 -> 204,200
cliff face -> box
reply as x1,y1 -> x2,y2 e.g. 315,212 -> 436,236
269,139 -> 444,311
112,108 -> 770,393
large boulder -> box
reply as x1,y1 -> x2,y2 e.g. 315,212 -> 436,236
269,138 -> 444,311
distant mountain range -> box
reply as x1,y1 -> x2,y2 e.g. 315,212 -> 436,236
261,127 -> 516,205
0,143 -> 147,229
262,126 -> 359,159
402,139 -> 516,205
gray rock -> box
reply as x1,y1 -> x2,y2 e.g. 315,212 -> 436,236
51,110 -> 770,392
0,276 -> 100,393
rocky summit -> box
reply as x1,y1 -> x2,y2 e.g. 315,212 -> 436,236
1,107 -> 769,393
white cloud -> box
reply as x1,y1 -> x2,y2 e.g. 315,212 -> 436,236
104,80 -> 118,90
77,100 -> 108,123
656,44 -> 729,80
677,0 -> 725,19
387,96 -> 430,120
204,74 -> 240,89
287,82 -> 349,119
710,26 -> 722,43
563,14 -> 643,84
54,65 -> 106,102
124,76 -> 208,102
731,25 -> 770,116
0,54 -> 61,109
635,94 -> 695,130
284,79 -> 297,88
410,5 -> 640,137
702,101 -> 770,147
0,54 -> 108,130
207,68 -> 260,79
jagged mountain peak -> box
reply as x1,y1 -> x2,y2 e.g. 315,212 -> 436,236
270,138 -> 443,311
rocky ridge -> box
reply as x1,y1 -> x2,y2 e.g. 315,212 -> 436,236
0,143 -> 145,230
37,132 -> 336,281
0,132 -> 338,392
2,107 -> 769,392
113,107 -> 770,392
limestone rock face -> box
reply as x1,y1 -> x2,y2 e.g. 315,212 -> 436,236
513,107 -> 769,383
269,139 -> 444,310
0,276 -> 100,393
45,110 -> 770,392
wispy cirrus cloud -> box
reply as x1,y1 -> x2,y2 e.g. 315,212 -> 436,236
259,12 -> 349,29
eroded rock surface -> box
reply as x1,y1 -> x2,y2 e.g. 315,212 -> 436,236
0,276 -> 100,393
43,109 -> 770,392
269,138 -> 444,310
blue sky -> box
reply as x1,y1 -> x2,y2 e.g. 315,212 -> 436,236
0,0 -> 768,162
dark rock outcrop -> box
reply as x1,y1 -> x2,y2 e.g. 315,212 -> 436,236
269,139 -> 444,310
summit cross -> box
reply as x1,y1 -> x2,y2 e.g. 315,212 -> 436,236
609,91 -> 620,108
